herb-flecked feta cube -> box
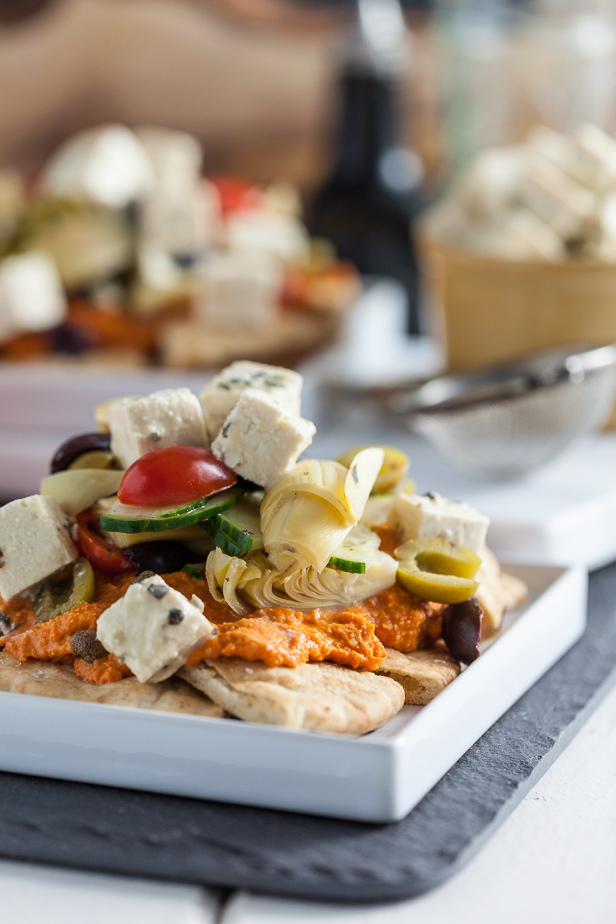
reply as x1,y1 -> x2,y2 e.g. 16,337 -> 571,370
108,387 -> 208,469
386,492 -> 489,554
96,574 -> 215,683
200,360 -> 303,442
211,387 -> 315,488
0,495 -> 77,601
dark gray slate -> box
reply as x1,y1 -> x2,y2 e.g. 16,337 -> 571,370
0,562 -> 614,903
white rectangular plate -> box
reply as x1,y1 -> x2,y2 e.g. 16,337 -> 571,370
0,562 -> 587,823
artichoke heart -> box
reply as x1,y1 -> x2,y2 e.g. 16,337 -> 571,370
261,449 -> 384,572
206,547 -> 397,615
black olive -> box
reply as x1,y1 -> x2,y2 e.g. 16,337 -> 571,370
442,597 -> 483,664
50,432 -> 112,474
70,629 -> 108,663
49,324 -> 93,355
124,541 -> 202,576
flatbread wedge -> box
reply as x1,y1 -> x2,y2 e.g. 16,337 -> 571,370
375,647 -> 461,705
0,651 -> 224,717
179,658 -> 405,734
476,546 -> 528,638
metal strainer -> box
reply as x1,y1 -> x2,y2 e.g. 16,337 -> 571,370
378,344 -> 616,479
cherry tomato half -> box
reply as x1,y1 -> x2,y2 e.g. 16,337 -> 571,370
209,175 -> 264,217
117,445 -> 238,508
76,512 -> 133,576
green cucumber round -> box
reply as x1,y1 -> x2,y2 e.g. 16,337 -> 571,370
100,487 -> 243,534
210,501 -> 263,553
327,546 -> 374,574
203,522 -> 250,558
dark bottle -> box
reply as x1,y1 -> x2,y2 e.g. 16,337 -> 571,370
310,0 -> 425,333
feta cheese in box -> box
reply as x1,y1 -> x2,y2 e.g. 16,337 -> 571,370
109,387 -> 208,469
200,360 -> 303,441
226,210 -> 308,266
97,574 -> 215,683
0,252 -> 67,343
386,492 -> 489,555
41,124 -> 155,208
0,495 -> 77,601
212,387 -> 315,488
194,253 -> 282,331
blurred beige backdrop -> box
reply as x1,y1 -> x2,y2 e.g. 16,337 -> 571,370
0,0 -> 442,191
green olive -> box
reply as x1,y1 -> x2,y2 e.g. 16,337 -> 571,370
395,538 -> 481,604
337,445 -> 410,494
34,558 -> 96,623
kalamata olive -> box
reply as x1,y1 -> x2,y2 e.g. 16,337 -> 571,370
442,597 -> 483,664
50,432 -> 112,474
123,541 -> 202,576
49,323 -> 93,355
70,629 -> 108,663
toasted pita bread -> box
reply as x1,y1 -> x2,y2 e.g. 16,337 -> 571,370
179,658 -> 405,734
375,647 -> 460,705
476,546 -> 528,639
0,651 -> 224,718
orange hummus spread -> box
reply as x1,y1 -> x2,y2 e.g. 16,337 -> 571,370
0,566 -> 445,683
187,605 -> 387,670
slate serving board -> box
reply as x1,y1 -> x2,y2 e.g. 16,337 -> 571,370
0,562 -> 614,904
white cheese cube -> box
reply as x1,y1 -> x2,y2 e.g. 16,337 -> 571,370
483,211 -> 565,261
41,125 -> 155,208
212,388 -> 315,488
225,210 -> 309,266
0,252 -> 67,343
200,360 -> 303,441
135,126 -> 203,193
0,495 -> 77,601
109,387 -> 208,469
193,252 -> 282,331
517,154 -> 597,242
96,574 -> 215,683
386,492 -> 489,555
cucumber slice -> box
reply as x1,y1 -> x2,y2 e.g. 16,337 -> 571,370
182,562 -> 206,579
203,523 -> 252,559
210,500 -> 263,553
100,487 -> 243,534
327,546 -> 374,574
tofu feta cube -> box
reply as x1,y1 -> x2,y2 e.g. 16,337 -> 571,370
96,574 -> 215,683
109,388 -> 208,469
225,210 -> 309,266
386,492 -> 489,555
0,252 -> 67,343
200,360 -> 303,441
41,124 -> 155,208
211,387 -> 315,488
0,495 -> 77,601
194,253 -> 282,331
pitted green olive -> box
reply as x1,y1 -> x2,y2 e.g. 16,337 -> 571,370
34,557 -> 96,623
395,538 -> 481,604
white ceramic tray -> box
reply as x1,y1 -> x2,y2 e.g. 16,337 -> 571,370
0,562 -> 587,823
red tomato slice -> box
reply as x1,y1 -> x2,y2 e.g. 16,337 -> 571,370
209,175 -> 264,217
118,445 -> 238,508
76,512 -> 133,575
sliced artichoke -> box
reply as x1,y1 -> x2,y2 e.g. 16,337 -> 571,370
261,449 -> 384,572
206,547 -> 396,615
